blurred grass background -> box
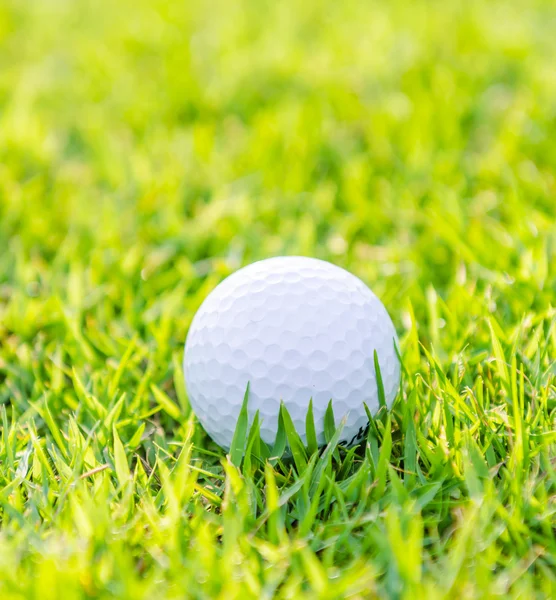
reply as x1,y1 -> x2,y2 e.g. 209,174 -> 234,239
0,0 -> 555,598
2,0 -> 555,311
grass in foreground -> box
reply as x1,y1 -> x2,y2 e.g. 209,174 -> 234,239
0,0 -> 555,598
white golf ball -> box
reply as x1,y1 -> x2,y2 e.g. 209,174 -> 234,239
184,256 -> 400,451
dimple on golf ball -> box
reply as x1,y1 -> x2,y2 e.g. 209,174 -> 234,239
183,256 -> 400,451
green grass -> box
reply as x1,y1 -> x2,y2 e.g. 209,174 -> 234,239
1,0 -> 555,597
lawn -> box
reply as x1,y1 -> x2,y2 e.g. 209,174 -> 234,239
0,0 -> 555,598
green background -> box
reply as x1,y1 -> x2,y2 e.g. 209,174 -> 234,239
0,0 -> 555,598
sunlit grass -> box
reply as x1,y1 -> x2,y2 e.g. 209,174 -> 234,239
0,0 -> 555,597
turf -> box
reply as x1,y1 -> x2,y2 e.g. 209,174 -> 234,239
0,0 -> 555,598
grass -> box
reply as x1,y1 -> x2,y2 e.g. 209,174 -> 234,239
0,0 -> 555,597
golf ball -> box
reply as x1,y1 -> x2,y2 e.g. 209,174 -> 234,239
184,256 -> 400,451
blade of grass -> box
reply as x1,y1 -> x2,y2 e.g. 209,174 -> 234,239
280,402 -> 308,473
305,398 -> 318,455
229,383 -> 250,467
